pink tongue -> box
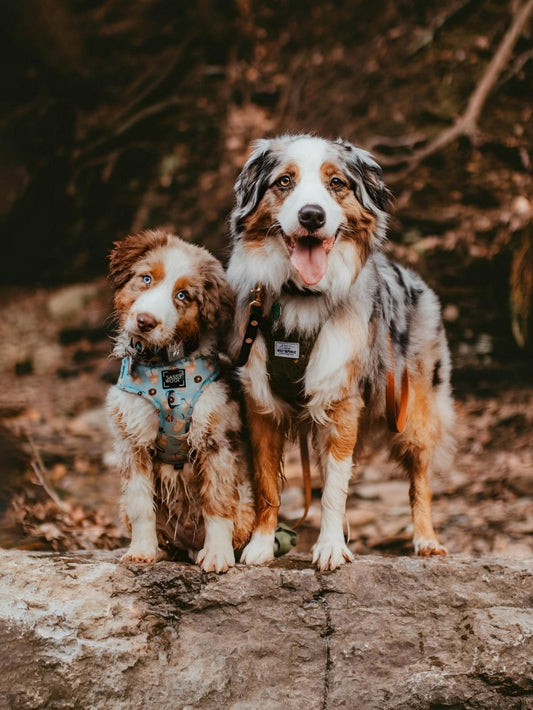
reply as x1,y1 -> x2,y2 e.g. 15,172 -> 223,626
290,240 -> 328,285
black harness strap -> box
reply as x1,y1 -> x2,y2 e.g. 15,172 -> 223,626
236,284 -> 264,367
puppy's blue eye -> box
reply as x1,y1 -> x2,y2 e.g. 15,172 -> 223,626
142,275 -> 152,285
176,290 -> 188,302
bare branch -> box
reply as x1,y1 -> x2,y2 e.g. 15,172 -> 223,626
26,433 -> 69,511
381,0 -> 533,182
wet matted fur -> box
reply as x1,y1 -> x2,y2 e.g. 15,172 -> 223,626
227,134 -> 455,571
107,230 -> 254,572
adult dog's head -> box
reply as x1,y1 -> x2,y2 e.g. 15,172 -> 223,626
229,134 -> 391,295
109,230 -> 233,353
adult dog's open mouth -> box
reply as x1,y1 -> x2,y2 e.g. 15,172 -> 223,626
282,233 -> 336,285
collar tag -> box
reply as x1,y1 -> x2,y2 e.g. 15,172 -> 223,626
166,342 -> 185,361
274,341 -> 300,359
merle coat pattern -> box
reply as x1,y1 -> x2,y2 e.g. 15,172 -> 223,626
227,134 -> 455,571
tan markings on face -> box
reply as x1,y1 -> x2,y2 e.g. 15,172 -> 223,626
108,229 -> 170,289
271,162 -> 299,196
243,162 -> 300,244
321,161 -> 346,186
326,395 -> 362,462
243,191 -> 278,245
172,275 -> 201,341
113,255 -> 164,324
114,284 -> 140,326
321,161 -> 376,259
150,259 -> 166,282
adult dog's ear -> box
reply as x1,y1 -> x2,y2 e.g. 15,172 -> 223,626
337,139 -> 392,246
230,139 -> 280,237
108,230 -> 169,289
337,139 -> 392,215
198,253 -> 235,330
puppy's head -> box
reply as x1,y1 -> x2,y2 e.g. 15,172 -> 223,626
230,134 -> 391,288
109,230 -> 233,350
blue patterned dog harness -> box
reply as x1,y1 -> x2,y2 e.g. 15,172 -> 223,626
116,354 -> 220,466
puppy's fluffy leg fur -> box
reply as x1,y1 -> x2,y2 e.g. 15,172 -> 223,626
188,380 -> 248,572
196,515 -> 234,573
121,452 -> 161,563
107,387 -> 162,563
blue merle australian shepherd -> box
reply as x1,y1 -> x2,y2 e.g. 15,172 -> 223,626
227,134 -> 455,571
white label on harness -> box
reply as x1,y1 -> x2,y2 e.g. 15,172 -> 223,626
274,341 -> 300,359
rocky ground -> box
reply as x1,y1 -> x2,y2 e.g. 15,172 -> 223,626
1,549 -> 531,710
1,279 -> 532,560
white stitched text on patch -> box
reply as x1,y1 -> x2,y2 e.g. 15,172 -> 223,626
162,369 -> 186,389
274,341 -> 300,359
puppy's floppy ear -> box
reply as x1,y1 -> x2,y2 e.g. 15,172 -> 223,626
230,139 -> 280,236
108,230 -> 169,289
198,253 -> 235,329
337,139 -> 392,215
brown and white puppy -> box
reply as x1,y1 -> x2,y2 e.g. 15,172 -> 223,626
106,230 -> 254,572
227,134 -> 455,571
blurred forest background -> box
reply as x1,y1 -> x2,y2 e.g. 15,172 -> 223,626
0,0 -> 532,557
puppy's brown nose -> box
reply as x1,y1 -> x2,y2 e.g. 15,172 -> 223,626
136,312 -> 157,332
298,204 -> 326,232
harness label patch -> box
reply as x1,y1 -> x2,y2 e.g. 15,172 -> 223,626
162,368 -> 186,389
274,341 -> 300,359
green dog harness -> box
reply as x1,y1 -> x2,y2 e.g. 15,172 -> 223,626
116,354 -> 220,466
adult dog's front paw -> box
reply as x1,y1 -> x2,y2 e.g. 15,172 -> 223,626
312,539 -> 354,572
121,545 -> 164,564
414,537 -> 447,557
196,545 -> 235,573
240,532 -> 275,565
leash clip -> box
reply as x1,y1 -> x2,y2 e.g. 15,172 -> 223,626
248,282 -> 264,315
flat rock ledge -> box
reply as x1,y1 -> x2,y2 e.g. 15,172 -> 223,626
0,550 -> 532,710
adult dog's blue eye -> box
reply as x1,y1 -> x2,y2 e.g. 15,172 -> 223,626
176,290 -> 188,302
142,275 -> 152,285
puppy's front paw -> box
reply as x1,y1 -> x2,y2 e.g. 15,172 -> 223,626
240,532 -> 275,566
414,538 -> 447,557
121,546 -> 164,564
312,539 -> 354,572
196,545 -> 235,574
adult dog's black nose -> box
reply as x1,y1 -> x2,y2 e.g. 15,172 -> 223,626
298,204 -> 326,232
136,312 -> 158,332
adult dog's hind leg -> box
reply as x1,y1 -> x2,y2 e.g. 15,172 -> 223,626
240,398 -> 286,565
392,374 -> 448,556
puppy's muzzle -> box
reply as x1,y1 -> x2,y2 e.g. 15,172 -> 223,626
136,312 -> 158,332
298,204 -> 326,233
